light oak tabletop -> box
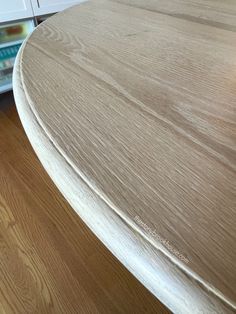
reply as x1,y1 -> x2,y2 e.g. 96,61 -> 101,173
13,1 -> 236,313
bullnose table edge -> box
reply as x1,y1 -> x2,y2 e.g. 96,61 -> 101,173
12,16 -> 235,314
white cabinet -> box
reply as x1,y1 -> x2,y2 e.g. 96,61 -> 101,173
0,0 -> 87,23
0,0 -> 34,23
31,0 -> 86,16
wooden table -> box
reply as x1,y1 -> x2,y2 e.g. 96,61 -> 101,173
13,1 -> 236,313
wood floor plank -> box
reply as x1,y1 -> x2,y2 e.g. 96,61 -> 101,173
0,105 -> 169,313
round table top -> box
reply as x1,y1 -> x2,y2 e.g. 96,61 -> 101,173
13,1 -> 236,313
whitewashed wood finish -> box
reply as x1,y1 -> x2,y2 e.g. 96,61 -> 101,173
115,0 -> 236,31
13,1 -> 236,313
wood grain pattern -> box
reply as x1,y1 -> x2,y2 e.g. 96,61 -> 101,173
13,1 -> 236,313
115,0 -> 236,31
0,101 -> 169,313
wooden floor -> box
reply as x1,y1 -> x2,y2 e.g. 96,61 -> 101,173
0,92 -> 170,313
